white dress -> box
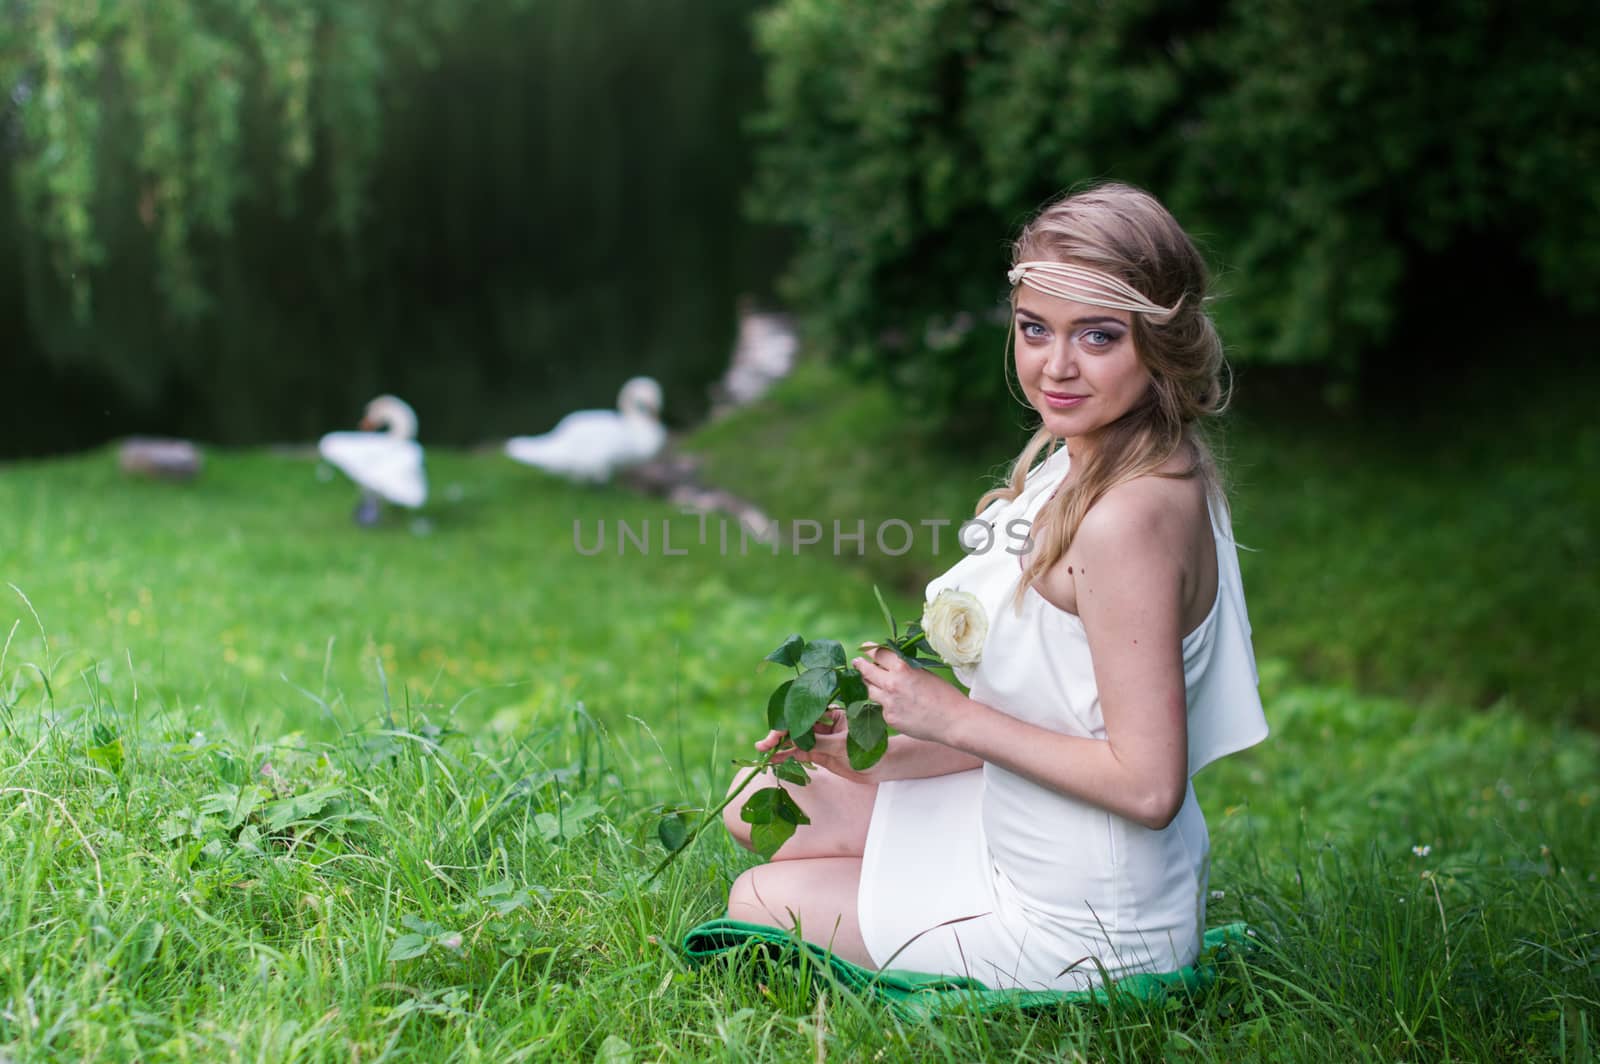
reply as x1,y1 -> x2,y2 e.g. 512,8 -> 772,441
857,445 -> 1268,989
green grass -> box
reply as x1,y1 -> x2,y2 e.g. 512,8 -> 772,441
0,449 -> 886,744
0,443 -> 1596,1060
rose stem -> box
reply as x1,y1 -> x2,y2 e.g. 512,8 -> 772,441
645,743 -> 783,884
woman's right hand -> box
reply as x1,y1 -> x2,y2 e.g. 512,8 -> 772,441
757,707 -> 884,784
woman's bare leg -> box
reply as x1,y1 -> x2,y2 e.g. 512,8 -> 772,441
722,764 -> 877,860
727,857 -> 874,967
720,762 -> 880,965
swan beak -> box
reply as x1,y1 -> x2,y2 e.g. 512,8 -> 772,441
359,416 -> 377,430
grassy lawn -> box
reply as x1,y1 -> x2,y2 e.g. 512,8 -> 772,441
0,437 -> 1595,1060
0,449 -> 885,745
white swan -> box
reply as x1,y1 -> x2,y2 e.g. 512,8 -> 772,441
318,395 -> 428,525
715,305 -> 799,411
505,376 -> 667,483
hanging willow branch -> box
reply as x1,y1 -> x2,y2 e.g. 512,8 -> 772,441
0,0 -> 475,319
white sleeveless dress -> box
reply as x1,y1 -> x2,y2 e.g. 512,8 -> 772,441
856,445 -> 1268,989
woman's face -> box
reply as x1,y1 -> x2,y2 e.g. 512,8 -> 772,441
1013,285 -> 1152,445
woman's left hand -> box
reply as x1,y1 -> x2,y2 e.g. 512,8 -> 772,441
851,644 -> 972,745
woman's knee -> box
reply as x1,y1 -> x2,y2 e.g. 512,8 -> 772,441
722,798 -> 751,849
727,864 -> 804,928
727,866 -> 777,922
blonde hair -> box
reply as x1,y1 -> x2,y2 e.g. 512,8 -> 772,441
976,183 -> 1229,605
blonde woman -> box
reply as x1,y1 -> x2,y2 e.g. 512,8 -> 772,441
723,183 -> 1268,989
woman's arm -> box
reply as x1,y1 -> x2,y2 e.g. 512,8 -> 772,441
874,733 -> 986,779
854,485 -> 1192,829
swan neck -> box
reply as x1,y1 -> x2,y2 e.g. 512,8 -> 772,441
380,403 -> 417,439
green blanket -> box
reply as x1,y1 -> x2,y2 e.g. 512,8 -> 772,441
682,920 -> 1253,1022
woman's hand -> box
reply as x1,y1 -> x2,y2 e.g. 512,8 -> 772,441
756,707 -> 883,784
851,644 -> 973,746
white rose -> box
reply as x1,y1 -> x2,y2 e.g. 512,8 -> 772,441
921,589 -> 988,669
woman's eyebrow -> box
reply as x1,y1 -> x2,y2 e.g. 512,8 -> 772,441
1015,308 -> 1127,328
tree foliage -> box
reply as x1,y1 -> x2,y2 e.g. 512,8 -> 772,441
0,0 -> 470,319
749,0 -> 1599,427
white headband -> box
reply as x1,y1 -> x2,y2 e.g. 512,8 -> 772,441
1007,261 -> 1179,323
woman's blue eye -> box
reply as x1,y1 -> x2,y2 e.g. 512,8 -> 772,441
1020,322 -> 1048,339
1080,329 -> 1116,347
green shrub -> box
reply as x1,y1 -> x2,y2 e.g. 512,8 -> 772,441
750,0 -> 1598,431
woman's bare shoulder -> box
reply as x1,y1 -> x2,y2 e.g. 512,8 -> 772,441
1074,473 -> 1206,556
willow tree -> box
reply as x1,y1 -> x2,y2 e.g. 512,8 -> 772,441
0,0 -> 485,427
2,2 -> 479,314
0,0 -> 768,449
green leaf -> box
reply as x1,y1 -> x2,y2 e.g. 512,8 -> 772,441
86,736 -> 124,774
198,784 -> 264,832
156,811 -> 196,842
596,1034 -> 635,1064
771,787 -> 811,827
745,782 -> 807,854
478,878 -> 540,916
487,889 -> 533,916
766,679 -> 794,731
400,915 -> 445,936
388,934 -> 432,962
262,784 -> 344,831
534,795 -> 602,843
740,787 -> 780,824
784,667 -> 837,735
845,700 -> 888,771
847,729 -> 889,772
235,824 -> 263,853
772,758 -> 810,785
566,796 -> 603,823
479,878 -> 539,915
750,817 -> 797,859
789,727 -> 817,751
885,645 -> 923,669
836,667 -> 868,705
800,639 -> 847,670
764,634 -> 806,668
478,878 -> 517,898
657,812 -> 689,852
873,584 -> 898,639
741,784 -> 810,854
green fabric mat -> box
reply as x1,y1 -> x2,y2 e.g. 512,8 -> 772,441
682,919 -> 1253,1021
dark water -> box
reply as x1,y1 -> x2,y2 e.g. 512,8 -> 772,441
0,0 -> 778,457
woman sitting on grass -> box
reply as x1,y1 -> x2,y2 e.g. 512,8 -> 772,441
722,183 -> 1268,989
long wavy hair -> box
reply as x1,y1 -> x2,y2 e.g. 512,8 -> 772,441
976,183 -> 1230,605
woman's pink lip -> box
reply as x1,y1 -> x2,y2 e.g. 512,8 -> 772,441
1043,392 -> 1087,407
